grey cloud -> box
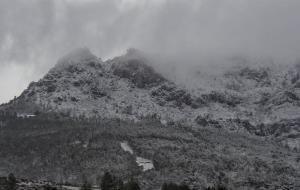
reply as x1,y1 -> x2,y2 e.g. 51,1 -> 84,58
1,0 -> 300,103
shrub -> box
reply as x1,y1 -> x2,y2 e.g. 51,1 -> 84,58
6,173 -> 17,190
204,185 -> 228,190
80,181 -> 92,190
161,182 -> 190,190
100,172 -> 123,190
123,178 -> 140,190
43,184 -> 58,190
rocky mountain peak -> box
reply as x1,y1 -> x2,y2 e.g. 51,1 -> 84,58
109,49 -> 166,88
54,47 -> 101,70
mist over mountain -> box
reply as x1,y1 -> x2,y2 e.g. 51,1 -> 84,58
1,1 -> 300,190
2,0 -> 300,103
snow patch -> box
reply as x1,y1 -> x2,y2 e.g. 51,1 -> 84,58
136,157 -> 154,171
120,142 -> 134,154
120,142 -> 154,171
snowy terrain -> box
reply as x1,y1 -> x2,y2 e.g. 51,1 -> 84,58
2,48 -> 299,151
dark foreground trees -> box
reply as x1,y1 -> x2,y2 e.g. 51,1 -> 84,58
204,185 -> 228,190
123,178 -> 140,190
80,180 -> 92,190
161,182 -> 228,190
101,172 -> 123,190
0,173 -> 17,190
161,182 -> 190,190
100,172 -> 140,190
7,173 -> 17,190
0,171 -> 229,190
43,184 -> 58,190
98,172 -> 228,190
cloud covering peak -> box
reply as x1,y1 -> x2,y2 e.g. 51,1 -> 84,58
1,0 -> 300,103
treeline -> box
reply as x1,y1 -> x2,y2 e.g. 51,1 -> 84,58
80,172 -> 141,190
0,110 -> 107,130
0,172 -> 229,190
161,182 -> 227,190
0,109 -> 129,129
81,172 -> 228,190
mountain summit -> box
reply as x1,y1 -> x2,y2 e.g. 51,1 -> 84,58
55,47 -> 100,69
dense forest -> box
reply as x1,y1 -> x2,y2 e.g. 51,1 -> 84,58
0,112 -> 299,189
0,172 -> 228,190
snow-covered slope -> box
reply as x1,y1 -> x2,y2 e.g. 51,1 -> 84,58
3,48 -> 195,122
2,48 -> 300,149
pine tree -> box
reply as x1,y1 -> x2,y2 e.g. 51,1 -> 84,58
101,172 -> 114,190
204,185 -> 228,190
43,184 -> 58,190
80,175 -> 92,190
161,182 -> 190,190
123,178 -> 140,190
6,173 -> 17,190
178,183 -> 190,190
80,181 -> 92,190
100,172 -> 123,190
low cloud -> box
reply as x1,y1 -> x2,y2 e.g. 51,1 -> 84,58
1,0 -> 300,103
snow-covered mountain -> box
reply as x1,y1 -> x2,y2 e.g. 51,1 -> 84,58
1,48 -> 300,149
1,48 -> 300,189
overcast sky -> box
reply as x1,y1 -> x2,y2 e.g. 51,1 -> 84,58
1,0 -> 300,103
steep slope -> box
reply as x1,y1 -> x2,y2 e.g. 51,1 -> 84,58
1,48 -> 300,150
1,48 -> 197,123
